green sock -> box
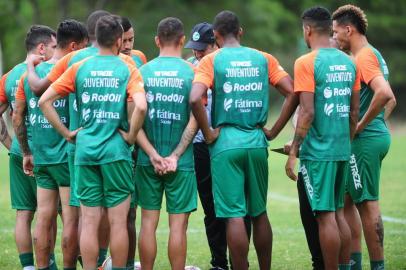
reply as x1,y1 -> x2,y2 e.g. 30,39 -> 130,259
112,268 -> 126,270
126,259 -> 135,270
63,268 -> 76,270
350,252 -> 362,270
371,260 -> 384,270
19,252 -> 34,267
339,264 -> 351,270
39,267 -> 50,270
49,253 -> 57,270
97,248 -> 108,267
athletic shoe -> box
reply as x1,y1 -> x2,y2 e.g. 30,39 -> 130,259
99,256 -> 112,270
134,261 -> 141,270
185,266 -> 201,270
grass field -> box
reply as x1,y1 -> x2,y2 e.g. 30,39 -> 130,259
0,125 -> 405,269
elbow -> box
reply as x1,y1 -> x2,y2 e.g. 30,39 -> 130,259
135,101 -> 147,116
302,107 -> 314,123
189,95 -> 200,107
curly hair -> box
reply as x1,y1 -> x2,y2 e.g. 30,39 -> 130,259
332,5 -> 368,35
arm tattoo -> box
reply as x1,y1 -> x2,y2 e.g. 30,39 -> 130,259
293,132 -> 305,145
173,126 -> 197,158
0,117 -> 9,142
15,118 -> 31,155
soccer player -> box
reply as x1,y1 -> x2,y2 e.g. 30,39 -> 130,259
332,5 -> 396,270
38,15 -> 146,269
285,6 -> 361,270
186,22 -> 252,270
0,25 -> 56,270
13,20 -> 88,270
26,10 -> 113,267
190,10 -> 297,270
131,17 -> 197,270
119,16 -> 147,68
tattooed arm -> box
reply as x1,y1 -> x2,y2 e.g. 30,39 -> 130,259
0,102 -> 11,149
285,92 -> 314,181
165,113 -> 198,173
12,99 -> 31,155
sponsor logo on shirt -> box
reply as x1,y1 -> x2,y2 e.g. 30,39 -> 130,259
30,114 -> 36,125
148,108 -> 155,120
224,98 -> 233,112
323,87 -> 351,99
146,91 -> 185,104
29,98 -> 37,109
82,92 -> 122,104
324,103 -> 334,116
73,99 -> 78,112
82,108 -> 91,121
223,81 -> 263,93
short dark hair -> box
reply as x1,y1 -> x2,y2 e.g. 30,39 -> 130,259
96,15 -> 123,48
301,6 -> 332,35
157,17 -> 184,46
57,19 -> 88,48
86,10 -> 111,40
25,25 -> 56,52
120,17 -> 133,32
213,10 -> 240,37
332,5 -> 368,35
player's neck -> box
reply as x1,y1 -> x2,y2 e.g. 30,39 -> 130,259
99,46 -> 119,56
222,37 -> 240,48
90,40 -> 99,48
50,48 -> 68,63
159,47 -> 182,58
310,36 -> 331,50
350,35 -> 369,56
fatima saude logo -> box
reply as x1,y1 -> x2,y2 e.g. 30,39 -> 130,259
82,108 -> 91,121
223,82 -> 233,94
73,99 -> 78,112
324,103 -> 334,116
29,98 -> 37,109
82,92 -> 90,104
149,108 -> 155,120
29,114 -> 36,125
224,98 -> 233,112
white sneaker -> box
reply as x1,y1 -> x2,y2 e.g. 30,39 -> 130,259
185,266 -> 201,270
100,256 -> 112,270
134,261 -> 141,270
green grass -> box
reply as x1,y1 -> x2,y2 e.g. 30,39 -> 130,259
0,127 -> 405,269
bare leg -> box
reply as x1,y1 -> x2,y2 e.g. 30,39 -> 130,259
252,212 -> 272,270
336,208 -> 351,264
316,211 -> 340,270
357,201 -> 384,261
34,188 -> 58,268
80,205 -> 103,269
226,217 -> 249,270
15,210 -> 35,253
138,209 -> 160,270
108,196 -> 131,268
59,187 -> 79,268
168,213 -> 190,270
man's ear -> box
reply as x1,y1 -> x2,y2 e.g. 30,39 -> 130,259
37,43 -> 45,55
155,36 -> 160,48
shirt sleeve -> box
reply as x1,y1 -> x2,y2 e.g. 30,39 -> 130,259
47,52 -> 73,82
356,47 -> 383,85
353,65 -> 361,91
0,73 -> 8,103
15,74 -> 27,101
120,53 -> 136,67
294,53 -> 316,93
193,53 -> 215,89
262,52 -> 289,86
126,66 -> 145,98
133,50 -> 147,64
51,63 -> 79,96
